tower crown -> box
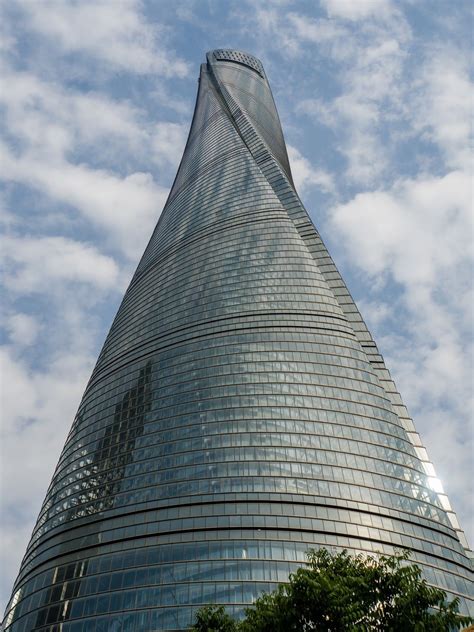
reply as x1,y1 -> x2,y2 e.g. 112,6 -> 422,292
209,49 -> 265,76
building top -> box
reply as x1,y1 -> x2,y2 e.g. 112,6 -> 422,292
210,49 -> 265,77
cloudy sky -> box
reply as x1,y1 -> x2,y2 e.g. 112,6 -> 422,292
0,0 -> 472,611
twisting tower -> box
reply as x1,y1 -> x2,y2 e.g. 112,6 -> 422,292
3,50 -> 472,632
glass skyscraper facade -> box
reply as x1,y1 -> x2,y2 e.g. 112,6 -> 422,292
2,49 -> 472,631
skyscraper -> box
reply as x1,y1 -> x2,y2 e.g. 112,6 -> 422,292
2,48 -> 472,631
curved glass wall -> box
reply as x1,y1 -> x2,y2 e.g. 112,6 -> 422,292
2,50 -> 472,632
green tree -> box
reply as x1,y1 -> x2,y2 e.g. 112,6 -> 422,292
190,549 -> 473,632
189,605 -> 238,632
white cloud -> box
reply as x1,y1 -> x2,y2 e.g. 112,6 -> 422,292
287,145 -> 335,195
4,313 -> 40,347
287,13 -> 347,43
151,84 -> 192,116
298,94 -> 387,185
290,9 -> 410,186
330,169 -> 472,284
16,0 -> 189,78
0,67 -> 159,156
321,0 -> 395,21
1,235 -> 121,293
0,12 -> 15,54
410,48 -> 472,170
152,122 -> 188,167
0,192 -> 15,227
252,8 -> 301,58
1,143 -> 167,260
0,67 -> 179,259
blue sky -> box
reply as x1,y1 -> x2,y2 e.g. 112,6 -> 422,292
0,0 -> 472,611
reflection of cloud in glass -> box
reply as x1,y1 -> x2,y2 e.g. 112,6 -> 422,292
68,361 -> 153,519
29,362 -> 153,629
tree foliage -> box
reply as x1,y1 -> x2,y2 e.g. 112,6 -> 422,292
190,605 -> 238,632
190,549 -> 472,632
